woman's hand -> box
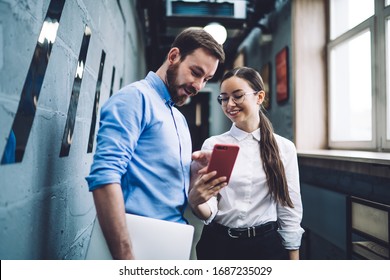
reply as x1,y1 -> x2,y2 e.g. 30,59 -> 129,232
189,171 -> 227,206
189,150 -> 228,219
188,168 -> 227,220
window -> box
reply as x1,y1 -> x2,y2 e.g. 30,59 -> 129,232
329,30 -> 372,142
328,0 -> 390,150
387,17 -> 390,140
330,0 -> 374,40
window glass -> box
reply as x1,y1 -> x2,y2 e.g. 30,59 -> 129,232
330,0 -> 374,39
330,30 -> 372,141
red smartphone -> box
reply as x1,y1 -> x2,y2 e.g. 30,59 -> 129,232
206,144 -> 240,184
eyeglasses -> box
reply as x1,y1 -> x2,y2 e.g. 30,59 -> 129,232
217,91 -> 257,106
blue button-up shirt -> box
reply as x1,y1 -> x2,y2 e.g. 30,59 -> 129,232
86,72 -> 192,223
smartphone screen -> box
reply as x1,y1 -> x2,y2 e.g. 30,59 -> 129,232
206,143 -> 240,184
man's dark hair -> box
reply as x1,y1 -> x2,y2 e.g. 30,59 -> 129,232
171,27 -> 225,63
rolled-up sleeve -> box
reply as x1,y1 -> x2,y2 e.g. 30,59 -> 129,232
86,89 -> 146,191
276,138 -> 305,249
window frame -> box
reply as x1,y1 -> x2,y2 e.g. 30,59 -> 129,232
385,10 -> 390,147
327,0 -> 390,151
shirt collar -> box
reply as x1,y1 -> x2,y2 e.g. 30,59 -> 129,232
145,71 -> 174,107
230,123 -> 261,142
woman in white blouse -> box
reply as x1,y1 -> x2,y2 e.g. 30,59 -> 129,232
189,67 -> 304,260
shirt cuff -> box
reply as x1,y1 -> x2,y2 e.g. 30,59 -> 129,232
85,173 -> 121,191
277,227 -> 305,250
203,196 -> 218,225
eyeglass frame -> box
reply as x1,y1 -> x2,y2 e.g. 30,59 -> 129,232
217,91 -> 258,106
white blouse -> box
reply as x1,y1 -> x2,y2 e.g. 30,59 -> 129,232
202,124 -> 304,249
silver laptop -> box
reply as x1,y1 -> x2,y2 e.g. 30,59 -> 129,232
85,213 -> 194,260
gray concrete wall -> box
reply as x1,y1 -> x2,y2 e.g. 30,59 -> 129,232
0,0 -> 146,259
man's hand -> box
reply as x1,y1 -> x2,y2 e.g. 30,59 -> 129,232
191,150 -> 212,177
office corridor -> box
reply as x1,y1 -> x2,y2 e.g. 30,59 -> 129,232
0,0 -> 389,260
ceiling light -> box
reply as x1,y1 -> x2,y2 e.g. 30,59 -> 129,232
203,22 -> 227,45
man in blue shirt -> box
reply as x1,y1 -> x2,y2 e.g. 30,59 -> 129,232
86,28 -> 225,259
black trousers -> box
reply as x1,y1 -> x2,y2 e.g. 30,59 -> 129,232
196,223 -> 289,260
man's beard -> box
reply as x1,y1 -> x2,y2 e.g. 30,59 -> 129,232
166,63 -> 196,106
